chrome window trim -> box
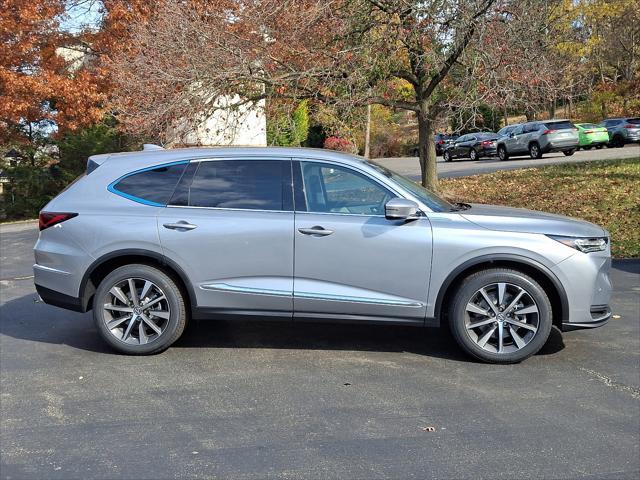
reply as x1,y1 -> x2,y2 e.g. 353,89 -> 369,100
166,204 -> 293,214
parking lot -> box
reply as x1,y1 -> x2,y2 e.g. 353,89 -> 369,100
1,221 -> 639,479
378,143 -> 640,179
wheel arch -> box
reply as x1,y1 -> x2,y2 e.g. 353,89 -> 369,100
79,249 -> 197,313
434,254 -> 569,330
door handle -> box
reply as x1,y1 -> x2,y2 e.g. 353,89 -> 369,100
163,221 -> 198,231
298,226 -> 334,236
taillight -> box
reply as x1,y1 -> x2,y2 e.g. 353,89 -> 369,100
438,139 -> 444,144
584,130 -> 594,134
38,212 -> 78,231
623,124 -> 636,128
480,140 -> 493,146
542,129 -> 556,135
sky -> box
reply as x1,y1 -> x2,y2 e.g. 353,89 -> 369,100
60,0 -> 104,33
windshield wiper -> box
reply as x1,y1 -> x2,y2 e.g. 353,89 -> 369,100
451,202 -> 472,211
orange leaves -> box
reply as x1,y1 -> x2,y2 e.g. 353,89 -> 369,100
0,0 -> 104,140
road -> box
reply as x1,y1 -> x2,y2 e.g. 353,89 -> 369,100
376,143 -> 640,179
1,222 -> 639,479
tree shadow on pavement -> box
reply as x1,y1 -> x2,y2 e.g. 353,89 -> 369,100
0,292 -> 564,361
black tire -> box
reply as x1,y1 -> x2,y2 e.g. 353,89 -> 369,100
610,135 -> 624,148
497,145 -> 508,161
595,144 -> 603,149
448,268 -> 553,364
93,264 -> 188,355
529,142 -> 542,159
563,149 -> 575,156
443,151 -> 452,162
469,149 -> 478,161
583,145 -> 592,150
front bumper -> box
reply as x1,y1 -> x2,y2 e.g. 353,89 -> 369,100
562,305 -> 611,331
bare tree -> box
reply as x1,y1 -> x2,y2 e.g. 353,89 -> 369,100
110,0 -> 501,190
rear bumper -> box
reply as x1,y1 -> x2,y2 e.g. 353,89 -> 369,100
35,284 -> 85,312
562,305 -> 611,331
542,140 -> 579,152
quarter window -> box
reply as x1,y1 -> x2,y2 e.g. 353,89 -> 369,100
170,160 -> 291,211
299,162 -> 394,215
111,162 -> 188,206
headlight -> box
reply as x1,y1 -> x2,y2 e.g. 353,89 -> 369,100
548,235 -> 608,253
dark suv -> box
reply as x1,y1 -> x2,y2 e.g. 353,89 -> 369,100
599,118 -> 640,148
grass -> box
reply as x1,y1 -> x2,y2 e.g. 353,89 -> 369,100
441,158 -> 640,258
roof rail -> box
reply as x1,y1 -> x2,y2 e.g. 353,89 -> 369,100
142,144 -> 164,151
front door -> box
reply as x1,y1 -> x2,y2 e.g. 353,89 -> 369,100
158,158 -> 294,317
292,160 -> 432,323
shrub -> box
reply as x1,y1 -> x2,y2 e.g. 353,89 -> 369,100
323,136 -> 357,153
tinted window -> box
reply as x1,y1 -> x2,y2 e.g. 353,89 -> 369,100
478,133 -> 497,140
113,163 -> 187,206
174,160 -> 290,210
300,162 -> 394,215
523,123 -> 540,133
543,121 -> 575,130
579,123 -> 597,129
627,118 -> 640,125
513,125 -> 524,135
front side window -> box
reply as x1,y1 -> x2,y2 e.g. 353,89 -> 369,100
111,162 -> 188,206
170,159 -> 291,211
299,162 -> 394,215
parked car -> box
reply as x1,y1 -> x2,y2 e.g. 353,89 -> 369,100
599,118 -> 640,148
442,132 -> 498,162
497,120 -> 579,160
410,134 -> 457,157
34,146 -> 611,363
575,123 -> 609,150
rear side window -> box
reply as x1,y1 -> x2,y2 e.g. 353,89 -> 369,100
544,121 -> 575,130
628,118 -> 640,125
171,160 -> 291,211
110,162 -> 188,206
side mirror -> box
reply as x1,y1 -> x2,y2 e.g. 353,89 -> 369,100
385,198 -> 420,221
509,132 -> 516,138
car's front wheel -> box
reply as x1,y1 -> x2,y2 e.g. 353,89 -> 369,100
563,149 -> 575,156
93,264 -> 188,355
448,268 -> 553,364
443,151 -> 452,162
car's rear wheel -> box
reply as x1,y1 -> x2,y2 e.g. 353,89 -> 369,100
583,145 -> 592,150
610,135 -> 624,148
497,146 -> 508,161
449,269 -> 553,364
443,151 -> 452,162
469,149 -> 478,161
529,143 -> 542,159
93,264 -> 187,355
563,149 -> 575,156
595,144 -> 603,149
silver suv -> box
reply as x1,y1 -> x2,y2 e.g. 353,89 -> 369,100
34,147 -> 612,363
497,120 -> 579,160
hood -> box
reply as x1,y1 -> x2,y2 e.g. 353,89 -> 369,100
461,204 -> 606,237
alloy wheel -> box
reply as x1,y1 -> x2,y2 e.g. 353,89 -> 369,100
102,278 -> 171,345
464,282 -> 539,354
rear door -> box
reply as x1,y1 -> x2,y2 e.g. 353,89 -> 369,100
158,158 -> 295,316
292,159 -> 432,323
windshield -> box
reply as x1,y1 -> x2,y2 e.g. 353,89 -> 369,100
368,161 -> 455,212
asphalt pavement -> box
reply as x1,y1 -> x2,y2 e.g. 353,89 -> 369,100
376,143 -> 640,179
1,222 -> 639,479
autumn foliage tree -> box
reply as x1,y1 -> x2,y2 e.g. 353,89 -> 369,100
0,0 -> 104,159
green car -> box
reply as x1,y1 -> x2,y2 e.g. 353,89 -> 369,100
575,123 -> 609,150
